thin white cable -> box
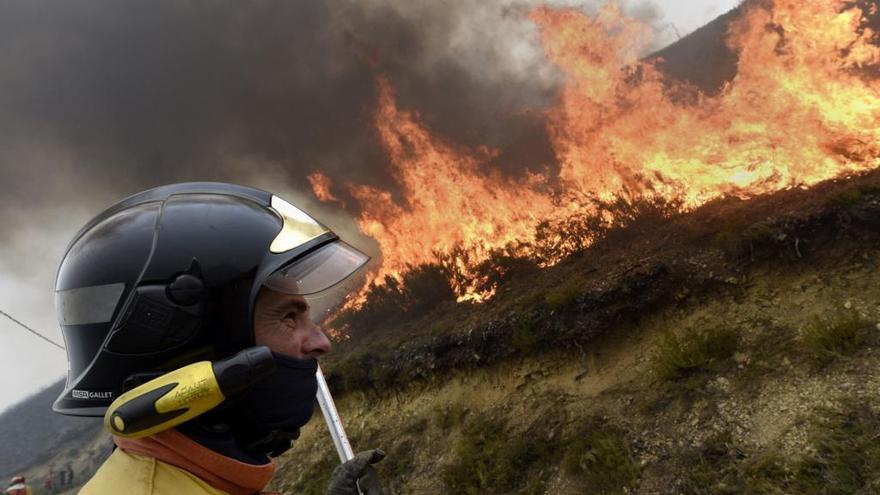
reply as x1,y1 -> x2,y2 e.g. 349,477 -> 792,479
0,309 -> 65,350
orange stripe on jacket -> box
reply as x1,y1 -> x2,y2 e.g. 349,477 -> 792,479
115,430 -> 275,495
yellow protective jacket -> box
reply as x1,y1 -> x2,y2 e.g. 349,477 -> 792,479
6,484 -> 32,495
80,449 -> 225,495
80,429 -> 276,495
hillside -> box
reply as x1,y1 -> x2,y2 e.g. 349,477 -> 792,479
648,2 -> 744,94
0,380 -> 107,488
8,170 -> 880,494
272,171 -> 880,494
648,0 -> 880,95
3,2 -> 880,492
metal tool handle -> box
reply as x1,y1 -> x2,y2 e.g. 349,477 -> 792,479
316,365 -> 367,495
316,365 -> 355,462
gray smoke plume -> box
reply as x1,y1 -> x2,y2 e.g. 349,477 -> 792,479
0,0 -> 679,221
0,0 -> 691,409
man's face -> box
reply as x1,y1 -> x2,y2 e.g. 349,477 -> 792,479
252,287 -> 331,358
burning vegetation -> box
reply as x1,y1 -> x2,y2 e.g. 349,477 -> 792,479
314,0 -> 880,328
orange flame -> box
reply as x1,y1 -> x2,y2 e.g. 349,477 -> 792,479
314,1 -> 880,303
308,171 -> 340,204
345,76 -> 559,301
534,1 -> 880,206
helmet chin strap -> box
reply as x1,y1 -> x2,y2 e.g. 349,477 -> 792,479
242,428 -> 301,458
178,405 -> 299,463
180,352 -> 319,460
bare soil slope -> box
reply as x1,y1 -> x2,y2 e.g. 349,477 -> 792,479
272,171 -> 880,494
6,172 -> 880,494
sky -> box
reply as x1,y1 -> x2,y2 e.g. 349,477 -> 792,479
0,0 -> 739,413
654,0 -> 740,41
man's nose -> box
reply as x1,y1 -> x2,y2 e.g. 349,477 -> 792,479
302,325 -> 332,357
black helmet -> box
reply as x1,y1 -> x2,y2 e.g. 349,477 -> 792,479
53,182 -> 369,416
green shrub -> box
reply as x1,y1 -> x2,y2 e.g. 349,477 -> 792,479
679,402 -> 880,494
739,454 -> 792,495
562,422 -> 639,494
471,246 -> 538,294
858,183 -> 880,196
711,217 -> 780,259
533,210 -> 607,259
545,279 -> 583,310
443,416 -> 559,495
741,223 -> 776,245
711,223 -> 741,255
788,402 -> 880,494
331,262 -> 456,334
369,362 -> 399,389
377,439 -> 418,491
513,290 -> 546,313
679,431 -> 739,494
511,318 -> 537,353
285,449 -> 337,495
532,195 -> 684,260
826,189 -> 864,208
400,263 -> 457,313
404,416 -> 429,435
679,431 -> 793,495
800,310 -> 870,365
653,327 -> 738,387
433,403 -> 469,430
325,354 -> 375,393
599,195 -> 685,232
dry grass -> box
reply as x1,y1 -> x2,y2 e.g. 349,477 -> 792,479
800,310 -> 871,366
680,401 -> 880,495
562,420 -> 640,494
442,414 -> 560,495
653,326 -> 739,389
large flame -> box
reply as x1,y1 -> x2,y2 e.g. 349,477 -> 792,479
314,0 -> 880,303
536,2 -> 880,206
338,76 -> 559,300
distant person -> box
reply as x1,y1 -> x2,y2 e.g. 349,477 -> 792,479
64,464 -> 74,487
51,184 -> 384,494
41,472 -> 53,494
5,476 -> 32,495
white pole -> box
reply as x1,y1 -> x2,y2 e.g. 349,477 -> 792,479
315,365 -> 355,462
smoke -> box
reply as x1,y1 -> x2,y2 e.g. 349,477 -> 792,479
0,0 -> 698,405
0,0 -> 680,219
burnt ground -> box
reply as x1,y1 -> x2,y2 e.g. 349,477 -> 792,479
272,170 -> 880,494
6,3 -> 880,491
322,170 -> 880,397
11,170 -> 880,494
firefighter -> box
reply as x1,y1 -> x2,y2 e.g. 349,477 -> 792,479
42,466 -> 55,494
52,183 -> 384,494
6,476 -> 31,495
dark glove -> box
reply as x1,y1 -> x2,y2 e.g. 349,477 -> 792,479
325,449 -> 386,495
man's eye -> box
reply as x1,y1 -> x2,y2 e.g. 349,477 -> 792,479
282,312 -> 298,321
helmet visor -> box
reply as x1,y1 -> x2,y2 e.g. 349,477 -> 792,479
264,241 -> 370,295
